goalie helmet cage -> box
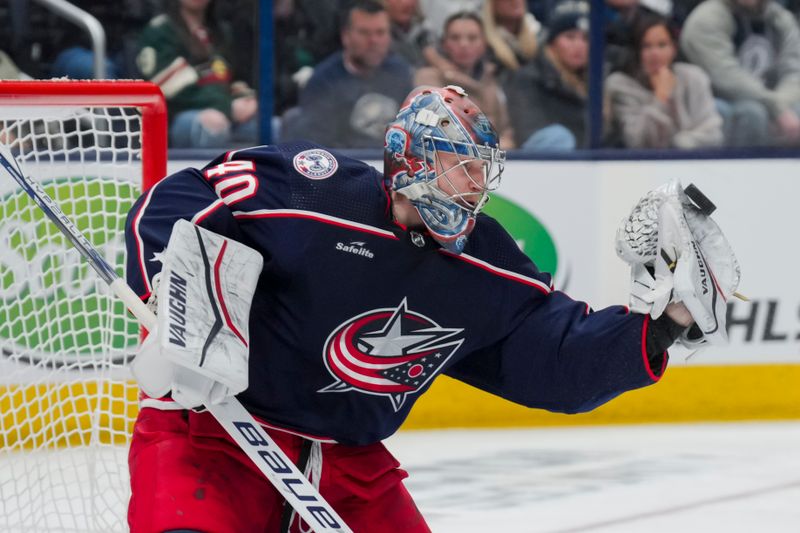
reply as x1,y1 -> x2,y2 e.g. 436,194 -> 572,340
0,80 -> 167,532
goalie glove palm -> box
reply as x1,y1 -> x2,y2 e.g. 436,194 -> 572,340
616,181 -> 740,346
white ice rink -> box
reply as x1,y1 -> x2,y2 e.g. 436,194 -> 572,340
387,421 -> 800,533
2,421 -> 799,532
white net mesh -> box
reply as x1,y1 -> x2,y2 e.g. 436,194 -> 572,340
0,104 -> 146,532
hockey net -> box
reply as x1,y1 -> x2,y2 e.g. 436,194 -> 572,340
0,80 -> 167,532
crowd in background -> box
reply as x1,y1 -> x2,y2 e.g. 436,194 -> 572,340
1,0 -> 799,151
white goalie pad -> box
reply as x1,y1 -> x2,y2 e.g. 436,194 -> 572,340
132,219 -> 263,407
616,181 -> 740,345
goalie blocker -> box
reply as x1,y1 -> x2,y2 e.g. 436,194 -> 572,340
133,219 -> 263,409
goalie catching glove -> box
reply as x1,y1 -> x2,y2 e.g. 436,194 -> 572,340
132,219 -> 263,409
616,181 -> 740,346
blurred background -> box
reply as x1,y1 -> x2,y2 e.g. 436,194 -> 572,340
1,0 -> 799,452
1,2 -> 799,531
3,0 -> 800,153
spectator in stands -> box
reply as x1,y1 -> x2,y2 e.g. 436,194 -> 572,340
1,0 -> 158,79
137,0 -> 258,148
680,0 -> 800,146
482,0 -> 541,78
386,0 -> 435,67
605,14 -> 724,148
386,0 -> 482,85
415,11 -> 515,147
604,0 -> 676,74
49,0 -> 160,79
281,0 -> 413,148
420,0 -> 484,39
216,0 -> 259,89
273,0 -> 344,115
506,0 -> 590,150
528,0 -> 554,24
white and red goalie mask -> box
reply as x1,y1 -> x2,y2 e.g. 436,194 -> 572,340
384,85 -> 506,254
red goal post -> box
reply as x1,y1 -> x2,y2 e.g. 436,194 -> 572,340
0,79 -> 168,189
0,79 -> 167,532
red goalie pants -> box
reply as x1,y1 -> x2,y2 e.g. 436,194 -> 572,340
128,407 -> 431,533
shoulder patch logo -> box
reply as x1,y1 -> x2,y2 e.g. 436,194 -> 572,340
293,149 -> 338,180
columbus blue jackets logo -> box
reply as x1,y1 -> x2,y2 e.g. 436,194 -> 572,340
292,149 -> 338,179
319,299 -> 464,411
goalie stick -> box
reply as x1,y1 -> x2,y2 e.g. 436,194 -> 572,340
0,144 -> 352,533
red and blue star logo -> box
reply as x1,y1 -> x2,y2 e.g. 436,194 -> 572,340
319,299 -> 464,411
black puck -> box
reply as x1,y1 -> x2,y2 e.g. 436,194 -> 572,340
685,183 -> 716,215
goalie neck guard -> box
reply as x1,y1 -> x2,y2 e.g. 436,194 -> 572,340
384,85 -> 506,254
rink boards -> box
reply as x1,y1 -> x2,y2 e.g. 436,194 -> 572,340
1,157 -> 799,447
407,365 -> 800,428
3,362 -> 797,447
406,158 -> 800,428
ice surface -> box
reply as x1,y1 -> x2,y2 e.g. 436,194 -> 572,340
386,421 -> 800,532
3,421 -> 798,532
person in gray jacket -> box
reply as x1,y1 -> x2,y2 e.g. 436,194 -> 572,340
506,0 -> 590,150
680,0 -> 800,146
606,14 -> 724,149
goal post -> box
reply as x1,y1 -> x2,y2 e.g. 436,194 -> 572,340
0,80 -> 167,532
0,80 -> 167,189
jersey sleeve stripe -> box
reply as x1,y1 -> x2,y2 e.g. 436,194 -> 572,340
191,198 -> 226,225
640,315 -> 665,382
231,209 -> 399,240
131,180 -> 166,299
439,250 -> 551,295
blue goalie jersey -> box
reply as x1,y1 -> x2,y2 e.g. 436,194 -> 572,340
125,142 -> 663,445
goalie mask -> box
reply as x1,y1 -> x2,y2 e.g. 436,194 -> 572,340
384,85 -> 506,254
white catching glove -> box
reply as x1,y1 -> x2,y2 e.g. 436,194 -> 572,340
131,219 -> 264,409
616,180 -> 741,346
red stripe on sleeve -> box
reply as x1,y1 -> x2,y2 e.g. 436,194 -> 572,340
641,315 -> 666,382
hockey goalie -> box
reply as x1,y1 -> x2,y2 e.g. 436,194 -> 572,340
124,85 -> 740,533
